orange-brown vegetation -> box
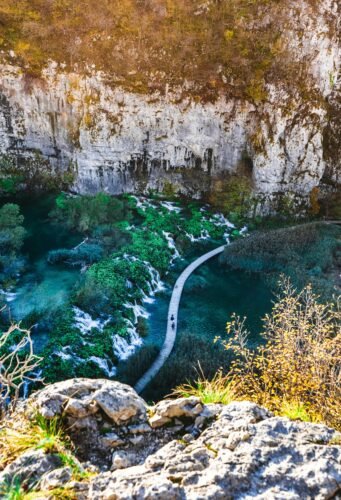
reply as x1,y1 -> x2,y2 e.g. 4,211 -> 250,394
0,0 -> 327,101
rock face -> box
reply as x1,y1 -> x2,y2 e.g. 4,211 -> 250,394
33,378 -> 147,424
0,0 -> 339,210
89,401 -> 341,500
1,379 -> 340,499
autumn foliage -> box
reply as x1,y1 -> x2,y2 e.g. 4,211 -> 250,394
0,0 -> 324,101
224,278 -> 340,429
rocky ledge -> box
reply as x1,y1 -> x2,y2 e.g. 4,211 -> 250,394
1,378 -> 340,499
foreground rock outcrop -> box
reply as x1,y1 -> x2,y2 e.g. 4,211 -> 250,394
0,379 -> 340,499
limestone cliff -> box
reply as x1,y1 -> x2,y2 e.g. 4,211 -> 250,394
0,0 -> 340,210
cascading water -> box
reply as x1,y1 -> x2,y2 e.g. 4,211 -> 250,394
163,231 -> 181,261
73,306 -> 111,334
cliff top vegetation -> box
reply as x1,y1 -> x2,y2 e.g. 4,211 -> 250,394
0,0 -> 330,102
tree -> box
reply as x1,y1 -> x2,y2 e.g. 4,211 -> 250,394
224,278 -> 341,429
0,324 -> 43,417
0,204 -> 26,253
208,175 -> 253,221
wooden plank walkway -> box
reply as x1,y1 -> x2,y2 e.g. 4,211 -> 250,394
134,245 -> 226,394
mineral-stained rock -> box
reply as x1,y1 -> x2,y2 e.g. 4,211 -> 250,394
0,450 -> 62,489
152,397 -> 203,420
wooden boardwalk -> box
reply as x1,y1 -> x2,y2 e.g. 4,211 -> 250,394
134,245 -> 226,394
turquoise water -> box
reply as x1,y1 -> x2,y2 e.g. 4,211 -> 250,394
0,194 -> 273,394
146,256 -> 272,347
1,195 -> 81,322
143,255 -> 273,399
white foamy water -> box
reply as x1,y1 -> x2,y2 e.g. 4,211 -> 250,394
210,213 -> 235,229
145,261 -> 165,294
113,334 -> 135,361
124,302 -> 150,323
185,230 -> 211,242
160,201 -> 182,213
55,347 -> 92,366
113,319 -> 143,361
0,289 -> 18,302
163,231 -> 181,261
131,196 -> 156,212
73,306 -> 110,334
126,319 -> 143,347
89,356 -> 117,377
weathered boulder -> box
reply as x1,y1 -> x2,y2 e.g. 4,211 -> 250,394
32,378 -> 147,425
152,397 -> 203,420
40,466 -> 73,490
89,402 -> 341,499
2,380 -> 340,499
0,450 -> 62,489
111,451 -> 134,471
92,383 -> 146,424
101,433 -> 125,449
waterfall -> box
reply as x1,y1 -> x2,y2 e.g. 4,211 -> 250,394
89,356 -> 117,377
159,201 -> 182,213
0,289 -> 18,302
73,306 -> 110,334
163,231 -> 181,261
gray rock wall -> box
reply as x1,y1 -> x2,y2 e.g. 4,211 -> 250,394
1,379 -> 340,499
0,0 -> 339,209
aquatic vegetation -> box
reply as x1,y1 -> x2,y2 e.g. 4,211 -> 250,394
145,333 -> 231,402
221,222 -> 341,300
47,243 -> 104,266
0,203 -> 27,287
51,192 -> 131,233
6,192 -> 237,385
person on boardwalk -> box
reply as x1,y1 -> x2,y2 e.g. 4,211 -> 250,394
134,245 -> 226,394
